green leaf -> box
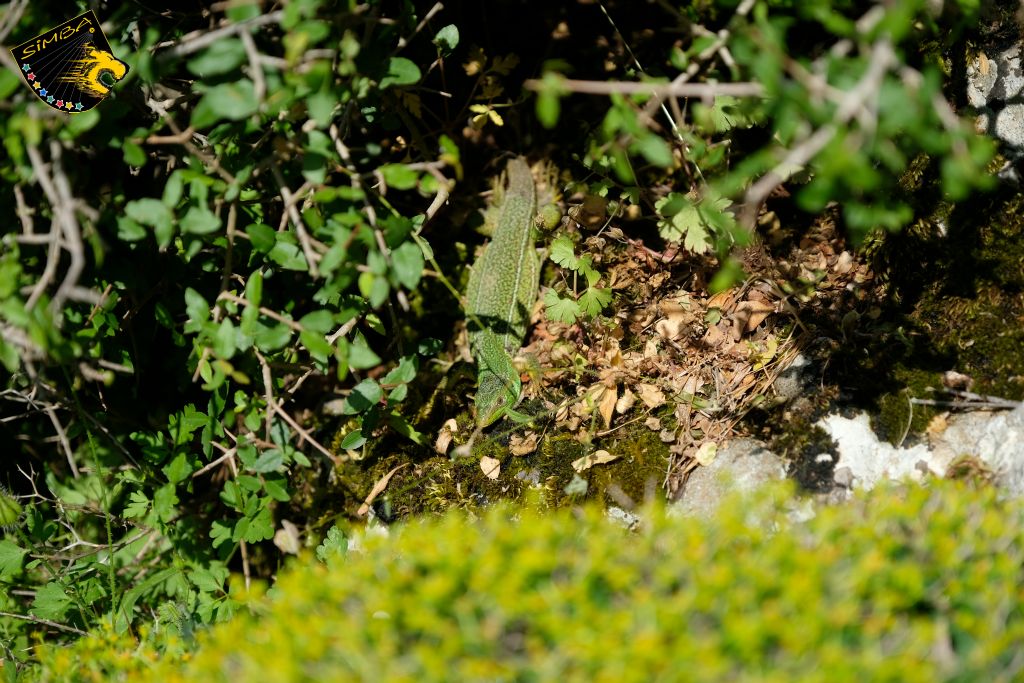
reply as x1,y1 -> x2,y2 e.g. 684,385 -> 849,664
264,476 -> 290,502
243,506 -> 274,543
379,164 -> 420,190
299,310 -> 334,334
254,322 -> 293,352
386,412 -> 426,445
300,329 -> 332,361
655,194 -> 713,254
31,582 -> 72,621
579,287 -> 612,317
338,429 -> 366,450
210,520 -> 232,548
383,356 -> 418,385
549,235 -> 579,270
349,338 -> 381,369
180,206 -> 222,235
123,491 -> 150,519
125,198 -> 174,248
344,378 -> 383,414
184,288 -> 210,327
358,271 -> 390,308
192,80 -> 259,128
0,539 -> 27,578
315,526 -> 348,563
245,271 -> 263,309
535,72 -> 567,129
247,223 -> 277,253
123,140 -> 147,167
544,289 -> 581,324
168,406 -> 207,447
268,241 -> 308,271
189,564 -> 228,594
433,24 -> 459,54
116,216 -> 146,242
214,318 -> 237,359
633,134 -> 673,167
302,151 -> 328,185
709,258 -> 746,294
391,241 -> 424,289
187,39 -> 247,77
307,90 -> 336,128
380,57 -> 421,89
163,170 -> 185,207
163,453 -> 193,484
153,483 -> 180,523
251,449 -> 285,474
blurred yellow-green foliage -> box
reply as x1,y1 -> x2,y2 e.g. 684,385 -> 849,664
28,481 -> 1024,682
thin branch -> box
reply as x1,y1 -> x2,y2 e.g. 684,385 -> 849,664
44,405 -> 78,478
524,78 -> 765,99
240,29 -> 266,105
270,164 -> 320,277
739,39 -> 896,228
0,610 -> 87,636
156,11 -> 284,58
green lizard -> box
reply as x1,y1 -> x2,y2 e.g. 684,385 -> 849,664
465,156 -> 540,428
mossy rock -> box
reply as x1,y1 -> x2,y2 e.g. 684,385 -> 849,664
32,481 -> 1024,682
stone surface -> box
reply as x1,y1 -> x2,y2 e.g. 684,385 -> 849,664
673,438 -> 786,518
817,412 -> 954,490
967,42 -> 1024,149
931,405 -> 1024,497
772,353 -> 811,403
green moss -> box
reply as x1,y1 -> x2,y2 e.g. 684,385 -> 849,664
34,481 -> 1024,682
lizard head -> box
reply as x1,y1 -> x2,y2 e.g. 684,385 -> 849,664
474,368 -> 521,428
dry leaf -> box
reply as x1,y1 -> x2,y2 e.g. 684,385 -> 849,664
598,385 -> 618,428
480,456 -> 501,480
732,300 -> 775,340
616,387 -> 637,415
273,519 -> 301,555
434,418 -> 458,455
656,298 -> 691,340
644,416 -> 662,431
926,413 -> 949,439
636,383 -> 666,409
357,463 -> 409,516
834,250 -> 854,274
571,449 -> 621,472
694,441 -> 718,466
655,316 -> 687,341
510,431 -> 539,456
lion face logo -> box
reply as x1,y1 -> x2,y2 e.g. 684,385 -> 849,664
10,10 -> 130,113
62,47 -> 129,97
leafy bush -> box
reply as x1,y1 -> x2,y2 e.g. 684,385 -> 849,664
29,482 -> 1024,682
0,0 -> 1004,668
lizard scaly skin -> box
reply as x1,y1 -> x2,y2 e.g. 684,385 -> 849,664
465,157 -> 539,427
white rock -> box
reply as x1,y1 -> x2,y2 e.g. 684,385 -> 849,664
931,405 -> 1024,496
673,438 -> 786,518
817,412 -> 955,490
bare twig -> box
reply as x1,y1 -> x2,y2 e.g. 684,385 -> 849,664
240,29 -> 266,104
44,405 -> 78,478
739,39 -> 896,228
0,0 -> 29,43
271,164 -> 320,277
524,78 -> 764,99
0,610 -> 87,636
395,2 -> 444,51
216,291 -> 303,331
156,11 -> 284,58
